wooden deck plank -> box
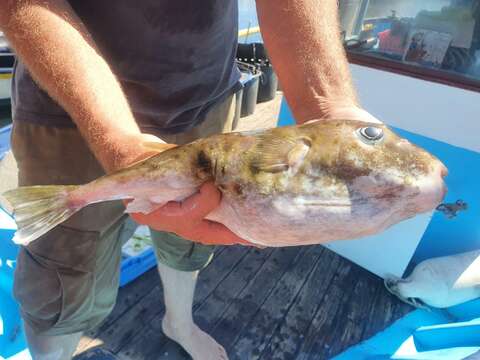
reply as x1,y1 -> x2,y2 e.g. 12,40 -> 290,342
361,276 -> 408,342
191,248 -> 274,332
318,267 -> 380,359
230,245 -> 325,360
141,246 -> 258,352
259,249 -> 342,360
209,247 -> 305,352
295,261 -> 354,360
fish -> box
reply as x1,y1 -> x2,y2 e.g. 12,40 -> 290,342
0,119 -> 447,247
386,250 -> 480,308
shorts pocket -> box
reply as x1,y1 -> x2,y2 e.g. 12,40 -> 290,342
14,249 -> 64,333
26,224 -> 99,272
14,227 -> 99,334
52,268 -> 95,333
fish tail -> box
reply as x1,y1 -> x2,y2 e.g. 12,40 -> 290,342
1,185 -> 80,245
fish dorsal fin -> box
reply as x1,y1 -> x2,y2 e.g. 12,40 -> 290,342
142,142 -> 177,152
121,142 -> 177,169
252,136 -> 311,175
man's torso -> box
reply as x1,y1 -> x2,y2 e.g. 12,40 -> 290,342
11,0 -> 241,133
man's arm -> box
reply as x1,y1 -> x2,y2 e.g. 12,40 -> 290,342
0,0 -> 167,172
256,0 -> 379,124
0,0 -> 251,246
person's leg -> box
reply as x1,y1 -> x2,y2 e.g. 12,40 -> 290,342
24,323 -> 82,360
158,263 -> 227,360
151,216 -> 224,360
11,122 -> 128,360
151,93 -> 237,360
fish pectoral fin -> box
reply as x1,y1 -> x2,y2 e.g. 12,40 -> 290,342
287,141 -> 311,174
252,136 -> 311,175
125,198 -> 164,214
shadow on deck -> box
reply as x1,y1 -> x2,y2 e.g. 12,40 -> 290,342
75,245 -> 412,360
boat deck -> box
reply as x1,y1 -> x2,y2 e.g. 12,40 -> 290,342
75,245 -> 412,360
0,94 -> 413,359
73,94 -> 413,360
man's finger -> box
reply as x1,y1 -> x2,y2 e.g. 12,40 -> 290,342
158,182 -> 221,218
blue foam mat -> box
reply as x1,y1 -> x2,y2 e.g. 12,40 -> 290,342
413,317 -> 480,352
333,300 -> 480,360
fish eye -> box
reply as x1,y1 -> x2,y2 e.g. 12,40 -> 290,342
357,127 -> 384,144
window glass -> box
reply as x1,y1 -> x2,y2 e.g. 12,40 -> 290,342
339,0 -> 480,85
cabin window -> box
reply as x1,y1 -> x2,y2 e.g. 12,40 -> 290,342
339,0 -> 480,91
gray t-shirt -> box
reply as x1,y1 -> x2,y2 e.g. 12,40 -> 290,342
11,0 -> 241,134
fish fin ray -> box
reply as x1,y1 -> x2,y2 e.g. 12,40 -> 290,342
1,185 -> 79,245
251,136 -> 311,174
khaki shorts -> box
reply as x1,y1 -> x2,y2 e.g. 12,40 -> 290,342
11,94 -> 236,335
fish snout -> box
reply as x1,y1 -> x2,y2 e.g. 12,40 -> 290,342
415,161 -> 448,213
439,163 -> 448,179
435,162 -> 449,200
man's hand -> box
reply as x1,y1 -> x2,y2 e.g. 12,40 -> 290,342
314,103 -> 383,124
129,182 -> 255,246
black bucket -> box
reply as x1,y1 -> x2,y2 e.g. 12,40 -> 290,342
257,65 -> 278,103
236,43 -> 258,63
239,70 -> 260,118
237,42 -> 269,63
236,43 -> 278,103
232,88 -> 243,130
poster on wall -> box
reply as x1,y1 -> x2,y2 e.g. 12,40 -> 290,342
403,28 -> 452,68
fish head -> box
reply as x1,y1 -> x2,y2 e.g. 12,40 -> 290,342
335,120 -> 445,210
256,119 -> 447,239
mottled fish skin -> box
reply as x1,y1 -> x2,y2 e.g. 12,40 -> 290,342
193,120 -> 446,246
2,119 -> 447,246
65,119 -> 446,247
